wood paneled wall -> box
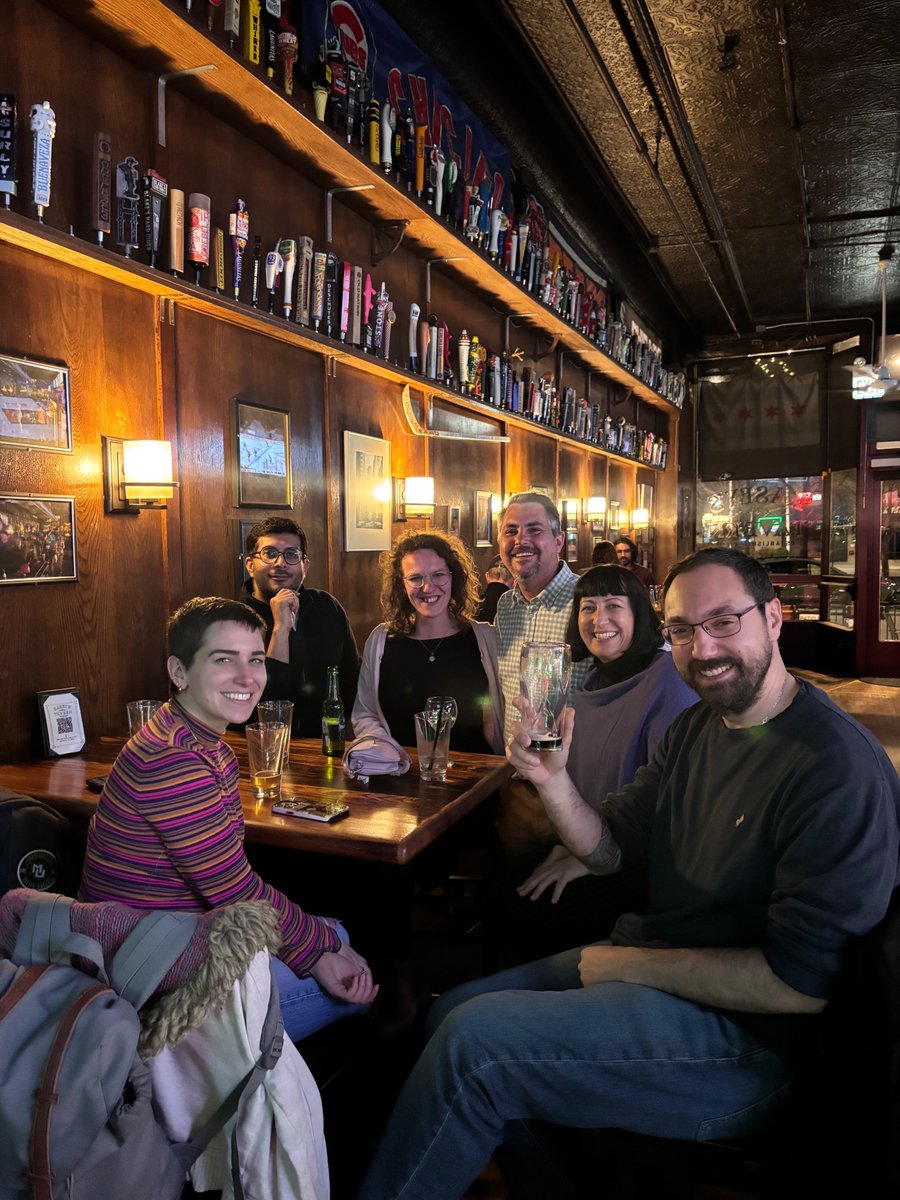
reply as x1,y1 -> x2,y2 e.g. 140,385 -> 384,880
0,0 -> 678,760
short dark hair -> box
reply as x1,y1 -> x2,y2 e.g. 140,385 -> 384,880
498,492 -> 562,537
661,547 -> 777,607
567,566 -> 662,662
245,517 -> 307,558
614,535 -> 639,558
380,531 -> 481,635
167,597 -> 266,669
591,540 -> 618,565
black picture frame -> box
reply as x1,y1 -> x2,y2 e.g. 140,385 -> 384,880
0,352 -> 72,454
235,399 -> 292,508
0,495 -> 77,584
37,687 -> 85,757
233,517 -> 257,593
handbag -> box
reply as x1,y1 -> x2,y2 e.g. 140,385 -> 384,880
342,734 -> 411,782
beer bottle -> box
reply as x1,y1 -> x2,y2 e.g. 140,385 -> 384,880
321,666 -> 345,756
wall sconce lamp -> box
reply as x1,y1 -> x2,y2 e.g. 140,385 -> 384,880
585,496 -> 607,522
393,475 -> 435,521
631,507 -> 650,529
102,436 -> 178,513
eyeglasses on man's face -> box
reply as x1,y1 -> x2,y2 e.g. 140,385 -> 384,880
661,602 -> 765,646
250,546 -> 307,565
403,569 -> 451,589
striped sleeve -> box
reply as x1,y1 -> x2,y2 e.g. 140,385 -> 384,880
80,728 -> 340,975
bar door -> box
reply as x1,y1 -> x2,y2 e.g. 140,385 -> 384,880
857,467 -> 900,677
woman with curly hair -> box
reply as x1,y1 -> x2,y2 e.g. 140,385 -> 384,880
352,531 -> 503,753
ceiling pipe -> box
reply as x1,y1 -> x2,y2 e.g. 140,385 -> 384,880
558,0 -> 740,337
775,3 -> 812,325
618,0 -> 754,327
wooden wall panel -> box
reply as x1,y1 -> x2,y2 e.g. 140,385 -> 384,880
0,247 -> 167,760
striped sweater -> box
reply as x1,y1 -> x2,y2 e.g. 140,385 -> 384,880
79,699 -> 341,975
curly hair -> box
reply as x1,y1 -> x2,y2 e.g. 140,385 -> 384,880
380,531 -> 482,635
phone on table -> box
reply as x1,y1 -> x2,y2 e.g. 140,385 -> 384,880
271,797 -> 350,823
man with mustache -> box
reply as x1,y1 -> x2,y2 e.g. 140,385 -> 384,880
358,546 -> 900,1200
243,517 -> 359,735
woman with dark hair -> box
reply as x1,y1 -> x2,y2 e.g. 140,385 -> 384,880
80,596 -> 377,1041
352,532 -> 503,753
498,565 -> 697,959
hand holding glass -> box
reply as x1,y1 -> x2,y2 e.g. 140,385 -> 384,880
126,700 -> 161,736
246,721 -> 288,801
518,642 -> 571,751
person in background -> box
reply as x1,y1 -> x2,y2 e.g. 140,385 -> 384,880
352,532 -> 503,754
80,596 -> 377,1042
590,539 -> 618,566
242,517 -> 359,735
615,534 -> 655,589
494,565 -> 697,961
476,554 -> 512,623
358,547 -> 900,1200
494,493 -> 589,852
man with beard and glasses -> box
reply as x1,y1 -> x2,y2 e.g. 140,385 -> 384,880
242,517 -> 359,735
357,546 -> 900,1200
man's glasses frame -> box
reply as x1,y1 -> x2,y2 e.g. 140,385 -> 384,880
661,601 -> 765,646
249,547 -> 308,565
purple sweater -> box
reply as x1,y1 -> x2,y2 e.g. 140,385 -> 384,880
566,651 -> 698,809
79,700 -> 340,975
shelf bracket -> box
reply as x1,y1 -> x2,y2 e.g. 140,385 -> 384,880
325,184 -> 375,244
371,219 -> 409,265
157,65 -> 217,147
534,332 -> 560,359
503,313 -> 528,356
400,385 -> 510,443
424,256 -> 465,306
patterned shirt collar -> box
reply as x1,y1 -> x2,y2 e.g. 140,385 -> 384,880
507,560 -> 579,608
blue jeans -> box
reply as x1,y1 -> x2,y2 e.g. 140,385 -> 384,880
271,922 -> 369,1043
358,947 -> 793,1200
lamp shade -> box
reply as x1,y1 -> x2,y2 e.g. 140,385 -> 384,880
122,440 -> 175,502
632,507 -> 650,528
585,496 -> 607,520
404,476 -> 434,516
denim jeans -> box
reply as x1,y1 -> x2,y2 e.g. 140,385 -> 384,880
358,947 -> 793,1200
271,921 -> 369,1043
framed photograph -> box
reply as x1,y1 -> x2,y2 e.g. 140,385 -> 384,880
0,495 -> 77,584
566,531 -> 579,564
233,518 -> 257,591
343,430 -> 391,552
448,505 -> 461,538
0,353 -> 72,453
608,500 -> 622,537
235,400 -> 292,508
37,687 -> 85,756
560,499 -> 579,532
474,492 -> 493,547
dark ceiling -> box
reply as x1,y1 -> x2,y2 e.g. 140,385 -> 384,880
383,0 -> 900,363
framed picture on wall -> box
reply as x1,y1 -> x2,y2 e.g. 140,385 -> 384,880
233,518 -> 257,591
566,531 -> 579,564
235,400 -> 292,508
474,491 -> 493,546
0,353 -> 72,454
608,500 -> 621,537
448,505 -> 461,538
0,495 -> 77,584
343,430 -> 391,551
560,499 -> 579,532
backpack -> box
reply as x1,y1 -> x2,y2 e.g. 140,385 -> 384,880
0,792 -> 76,897
0,891 -> 284,1200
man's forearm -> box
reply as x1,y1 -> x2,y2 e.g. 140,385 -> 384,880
536,772 -> 621,873
266,625 -> 291,664
580,944 -> 826,1015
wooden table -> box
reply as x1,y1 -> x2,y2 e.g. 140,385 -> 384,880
0,736 -> 512,866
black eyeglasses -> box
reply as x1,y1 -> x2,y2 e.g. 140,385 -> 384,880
661,602 -> 764,646
250,547 -> 307,565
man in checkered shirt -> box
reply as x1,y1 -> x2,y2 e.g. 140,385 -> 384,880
494,493 -> 589,851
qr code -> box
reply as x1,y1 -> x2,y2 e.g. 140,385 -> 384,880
56,716 -> 74,734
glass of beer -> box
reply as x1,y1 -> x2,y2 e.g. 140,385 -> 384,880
245,721 -> 288,802
257,700 -> 293,764
518,642 -> 571,751
126,700 -> 161,736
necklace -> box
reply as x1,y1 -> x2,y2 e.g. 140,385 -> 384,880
417,637 -> 446,663
758,675 -> 789,726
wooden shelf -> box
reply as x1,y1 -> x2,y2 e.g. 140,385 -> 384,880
48,0 -> 681,416
0,209 -> 664,470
